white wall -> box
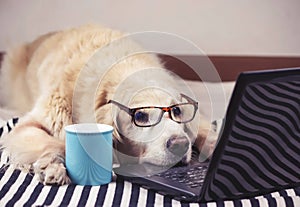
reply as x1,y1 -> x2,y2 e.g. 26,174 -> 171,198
0,0 -> 300,56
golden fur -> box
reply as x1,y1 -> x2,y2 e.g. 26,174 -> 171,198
0,25 -> 216,185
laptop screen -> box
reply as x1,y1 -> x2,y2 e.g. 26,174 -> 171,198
202,69 -> 300,202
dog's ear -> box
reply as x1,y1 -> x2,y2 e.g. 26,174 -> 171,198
113,112 -> 147,161
95,90 -> 109,110
113,131 -> 146,165
113,133 -> 146,155
112,123 -> 122,142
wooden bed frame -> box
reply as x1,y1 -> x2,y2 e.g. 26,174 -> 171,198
1,52 -> 299,81
159,54 -> 300,81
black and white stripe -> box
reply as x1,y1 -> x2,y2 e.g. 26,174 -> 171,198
0,118 -> 299,206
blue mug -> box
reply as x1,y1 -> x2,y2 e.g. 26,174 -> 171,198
65,123 -> 113,185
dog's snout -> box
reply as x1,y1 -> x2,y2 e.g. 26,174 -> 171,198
166,136 -> 189,156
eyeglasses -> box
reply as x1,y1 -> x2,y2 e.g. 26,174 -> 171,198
108,94 -> 198,127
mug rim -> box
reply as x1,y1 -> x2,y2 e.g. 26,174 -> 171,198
65,123 -> 113,134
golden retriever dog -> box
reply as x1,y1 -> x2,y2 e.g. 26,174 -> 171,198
0,25 -> 217,185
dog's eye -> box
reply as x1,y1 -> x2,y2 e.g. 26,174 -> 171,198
134,111 -> 149,123
172,106 -> 182,117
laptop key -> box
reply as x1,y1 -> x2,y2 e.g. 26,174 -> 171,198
156,164 -> 208,189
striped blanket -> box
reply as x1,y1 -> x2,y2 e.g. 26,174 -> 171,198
0,118 -> 299,206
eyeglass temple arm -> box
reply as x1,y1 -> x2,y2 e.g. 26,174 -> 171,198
180,93 -> 198,104
107,100 -> 132,114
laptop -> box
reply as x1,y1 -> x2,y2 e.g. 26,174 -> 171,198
114,67 -> 300,202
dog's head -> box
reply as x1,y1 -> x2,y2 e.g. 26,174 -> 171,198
76,39 -> 206,167
110,86 -> 200,167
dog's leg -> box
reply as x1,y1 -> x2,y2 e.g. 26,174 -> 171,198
0,93 -> 72,185
1,118 -> 72,185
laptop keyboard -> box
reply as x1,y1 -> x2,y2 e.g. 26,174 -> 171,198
156,164 -> 208,188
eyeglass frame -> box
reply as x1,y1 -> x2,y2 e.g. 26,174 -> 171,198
107,93 -> 198,127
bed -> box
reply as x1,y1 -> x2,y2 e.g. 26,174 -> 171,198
0,80 -> 299,206
0,52 -> 300,206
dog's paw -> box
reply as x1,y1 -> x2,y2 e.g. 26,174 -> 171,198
33,155 -> 71,185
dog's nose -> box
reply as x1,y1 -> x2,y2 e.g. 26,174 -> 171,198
166,136 -> 189,156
